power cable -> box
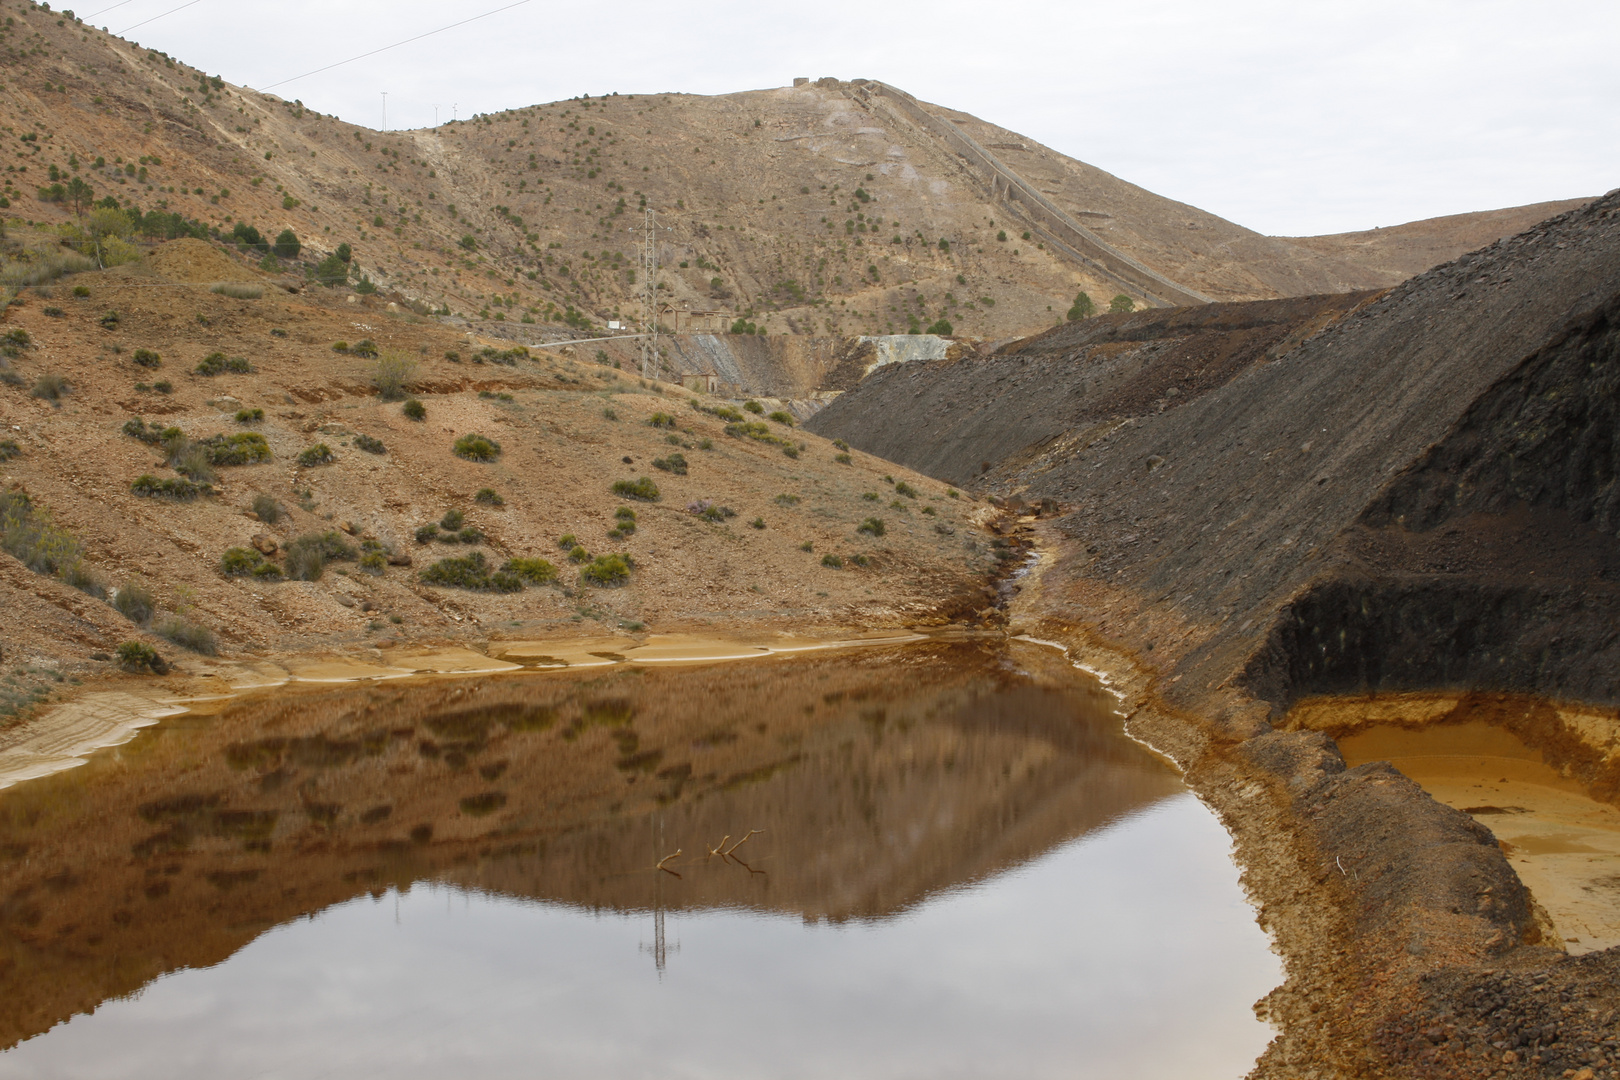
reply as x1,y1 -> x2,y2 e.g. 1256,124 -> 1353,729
117,0 -> 207,35
85,0 -> 137,19
257,0 -> 531,92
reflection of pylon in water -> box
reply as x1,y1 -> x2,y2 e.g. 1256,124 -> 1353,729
640,813 -> 679,976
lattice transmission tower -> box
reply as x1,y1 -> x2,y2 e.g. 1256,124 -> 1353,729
640,208 -> 658,380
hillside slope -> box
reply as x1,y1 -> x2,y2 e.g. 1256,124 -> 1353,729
0,5 -> 1592,352
0,233 -> 996,694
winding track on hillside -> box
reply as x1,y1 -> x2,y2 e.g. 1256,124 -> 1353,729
848,80 -> 1214,308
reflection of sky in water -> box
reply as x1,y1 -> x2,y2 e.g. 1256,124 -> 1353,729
1,793 -> 1279,1080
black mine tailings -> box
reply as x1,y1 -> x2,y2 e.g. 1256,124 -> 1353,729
819,191 -> 1620,718
806,291 -> 1379,487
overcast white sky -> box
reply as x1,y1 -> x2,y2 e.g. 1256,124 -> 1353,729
90,0 -> 1619,236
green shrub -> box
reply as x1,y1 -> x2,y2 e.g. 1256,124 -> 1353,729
581,552 -> 632,587
647,411 -> 676,428
402,397 -> 426,421
851,553 -> 872,567
1110,294 -> 1136,313
821,553 -> 843,568
273,229 -> 301,259
457,527 -> 484,544
200,432 -> 272,466
0,440 -> 19,462
354,434 -> 386,455
116,641 -> 167,673
123,418 -> 176,446
612,477 -> 660,501
131,474 -> 208,500
835,452 -> 852,465
799,541 -> 814,552
858,517 -> 886,537
153,615 -> 217,654
132,348 -> 162,368
349,339 -> 378,359
332,341 -> 350,354
602,407 -> 618,421
414,524 -> 439,544
474,488 -> 504,506
783,445 -> 800,459
833,439 -> 850,451
359,552 -> 386,575
767,410 -> 794,426
1,492 -> 104,599
220,546 -> 282,579
775,494 -> 801,506
862,492 -> 880,502
894,481 -> 918,498
503,557 -> 557,584
440,509 -> 465,531
723,421 -> 793,448
419,551 -> 523,592
922,505 -> 937,515
557,533 -> 578,549
452,433 -> 502,461
284,531 -> 356,580
173,445 -> 217,482
615,506 -> 637,522
743,400 -> 764,414
234,407 -> 264,424
113,579 -> 155,624
372,349 -> 416,401
153,380 -> 173,393
750,517 -> 765,529
195,352 -> 252,376
251,494 -> 280,523
568,545 -> 590,564
652,453 -> 687,475
297,444 -> 335,467
699,503 -> 736,523
211,282 -> 263,300
32,373 -> 69,403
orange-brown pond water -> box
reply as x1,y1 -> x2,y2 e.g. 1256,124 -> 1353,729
0,641 -> 1280,1078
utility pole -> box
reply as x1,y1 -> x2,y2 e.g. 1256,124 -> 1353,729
434,104 -> 439,127
381,91 -> 387,131
640,207 -> 658,380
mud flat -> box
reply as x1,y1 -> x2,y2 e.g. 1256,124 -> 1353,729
1290,693 -> 1620,955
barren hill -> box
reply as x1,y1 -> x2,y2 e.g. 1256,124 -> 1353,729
0,6 -> 1594,350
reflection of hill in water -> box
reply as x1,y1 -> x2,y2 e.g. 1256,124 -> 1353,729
0,642 -> 1179,1049
452,680 -> 1180,921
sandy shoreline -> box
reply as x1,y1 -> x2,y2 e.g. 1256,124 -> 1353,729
0,627 -> 946,792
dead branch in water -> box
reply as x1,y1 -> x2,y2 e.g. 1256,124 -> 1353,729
656,849 -> 683,876
723,829 -> 763,856
707,835 -> 730,858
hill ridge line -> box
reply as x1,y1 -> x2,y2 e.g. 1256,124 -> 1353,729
851,80 -> 1214,307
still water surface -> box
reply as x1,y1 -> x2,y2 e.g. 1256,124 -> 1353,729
0,642 -> 1279,1078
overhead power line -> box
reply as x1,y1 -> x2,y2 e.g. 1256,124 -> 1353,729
117,0 -> 207,35
85,0 -> 137,19
257,0 -> 532,92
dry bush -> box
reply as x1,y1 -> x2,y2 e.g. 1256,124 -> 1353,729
373,349 -> 417,401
